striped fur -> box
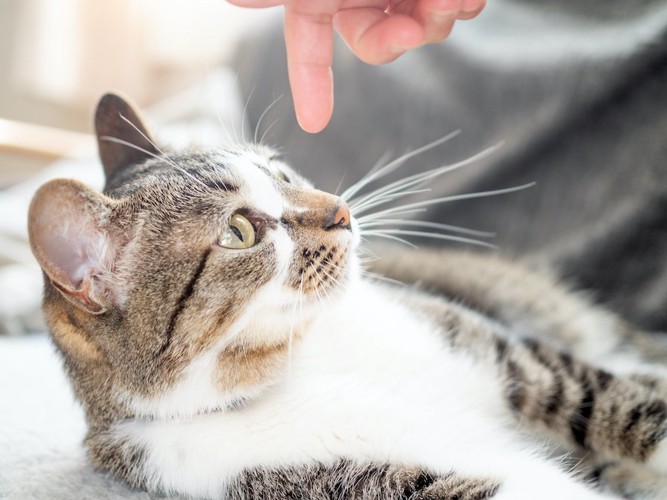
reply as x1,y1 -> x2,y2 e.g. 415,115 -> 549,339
228,460 -> 499,500
28,94 -> 667,499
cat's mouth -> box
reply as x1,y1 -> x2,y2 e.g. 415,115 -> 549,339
278,193 -> 357,299
284,217 -> 355,300
295,241 -> 351,297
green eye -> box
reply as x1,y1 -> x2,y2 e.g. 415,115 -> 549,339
277,171 -> 290,183
219,214 -> 256,249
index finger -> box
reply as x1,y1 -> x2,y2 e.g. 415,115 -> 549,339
284,4 -> 338,133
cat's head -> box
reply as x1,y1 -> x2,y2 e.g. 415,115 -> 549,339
28,93 -> 359,425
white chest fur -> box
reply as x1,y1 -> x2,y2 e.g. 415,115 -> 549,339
116,281 -> 607,499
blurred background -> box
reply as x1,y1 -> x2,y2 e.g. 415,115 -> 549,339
0,0 -> 275,186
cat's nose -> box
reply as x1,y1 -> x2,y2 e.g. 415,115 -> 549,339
324,200 -> 351,230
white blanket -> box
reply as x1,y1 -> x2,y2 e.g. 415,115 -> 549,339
0,334 -> 161,499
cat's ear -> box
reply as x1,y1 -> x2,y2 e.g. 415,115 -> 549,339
28,179 -> 125,315
94,92 -> 159,181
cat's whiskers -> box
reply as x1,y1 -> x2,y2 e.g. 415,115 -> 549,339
350,189 -> 433,214
359,231 -> 417,248
100,136 -> 209,196
347,144 -> 504,216
240,86 -> 255,146
254,95 -> 283,145
360,229 -> 497,249
286,271 -> 306,374
355,183 -> 535,226
259,119 -> 280,146
319,260 -> 347,286
356,208 -> 428,223
349,172 -> 532,251
333,173 -> 347,197
104,114 -> 214,194
348,168 -> 442,213
318,263 -> 349,304
340,131 -> 461,201
358,219 -> 495,238
307,262 -> 338,308
357,245 -> 380,262
357,217 -> 496,249
360,270 -> 406,287
327,257 -> 396,286
340,140 -> 536,254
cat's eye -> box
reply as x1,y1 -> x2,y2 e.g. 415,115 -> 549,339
277,171 -> 290,183
219,214 -> 256,249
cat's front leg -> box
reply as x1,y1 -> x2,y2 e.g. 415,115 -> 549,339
503,337 -> 667,477
587,460 -> 667,500
405,291 -> 667,483
227,460 -> 501,500
227,458 -> 619,500
89,424 -> 502,499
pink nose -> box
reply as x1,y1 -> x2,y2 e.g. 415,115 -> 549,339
325,201 -> 351,230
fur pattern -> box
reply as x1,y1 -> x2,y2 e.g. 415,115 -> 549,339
27,94 -> 667,499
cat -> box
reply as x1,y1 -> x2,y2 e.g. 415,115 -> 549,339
27,93 -> 667,499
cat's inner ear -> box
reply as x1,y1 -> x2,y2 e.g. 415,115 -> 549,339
28,179 -> 123,314
95,92 -> 160,181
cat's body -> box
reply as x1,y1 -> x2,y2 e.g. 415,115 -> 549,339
28,94 -> 667,499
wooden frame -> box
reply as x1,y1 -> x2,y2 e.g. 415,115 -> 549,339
0,118 -> 92,160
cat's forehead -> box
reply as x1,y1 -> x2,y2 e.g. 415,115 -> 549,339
218,145 -> 307,187
105,145 -> 306,203
166,146 -> 284,185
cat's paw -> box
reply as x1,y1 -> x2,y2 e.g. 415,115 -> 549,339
408,473 -> 499,500
646,439 -> 667,476
591,460 -> 667,499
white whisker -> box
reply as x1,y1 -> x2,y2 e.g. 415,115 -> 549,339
308,262 -> 337,307
240,86 -> 255,145
357,219 -> 494,238
355,208 -> 428,223
363,151 -> 393,180
357,246 -> 380,262
115,113 -> 215,193
341,131 -> 461,201
348,143 -> 504,215
287,271 -> 305,375
259,118 -> 280,146
356,183 -> 534,222
334,173 -> 347,197
99,135 -> 210,193
362,229 -> 497,249
254,95 -> 283,144
361,270 -> 405,287
360,231 -> 417,248
350,189 -> 432,213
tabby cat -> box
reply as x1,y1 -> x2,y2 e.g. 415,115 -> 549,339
28,94 -> 667,499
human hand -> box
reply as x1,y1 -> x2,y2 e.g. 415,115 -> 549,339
229,0 -> 486,133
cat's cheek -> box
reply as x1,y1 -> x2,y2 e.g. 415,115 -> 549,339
345,254 -> 363,286
350,218 -> 361,249
272,226 -> 296,281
